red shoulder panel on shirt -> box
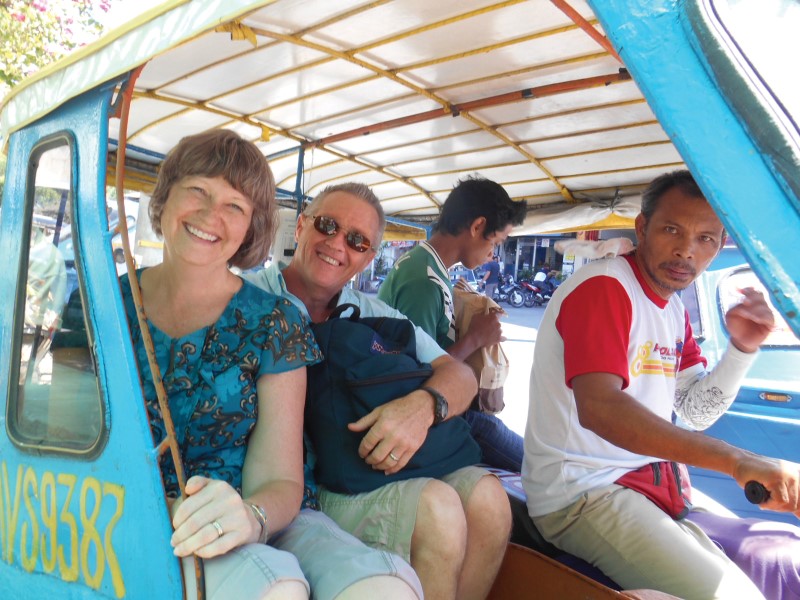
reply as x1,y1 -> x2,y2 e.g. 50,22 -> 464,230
556,276 -> 633,389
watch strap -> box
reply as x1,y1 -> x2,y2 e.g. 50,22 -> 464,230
421,385 -> 447,425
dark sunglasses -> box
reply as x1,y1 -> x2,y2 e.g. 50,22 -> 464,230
311,215 -> 373,253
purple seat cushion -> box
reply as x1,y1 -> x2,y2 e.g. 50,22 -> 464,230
688,510 -> 800,600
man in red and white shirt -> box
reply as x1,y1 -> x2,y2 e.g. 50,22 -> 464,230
523,170 -> 800,599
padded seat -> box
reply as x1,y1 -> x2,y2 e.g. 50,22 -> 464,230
485,467 -> 620,589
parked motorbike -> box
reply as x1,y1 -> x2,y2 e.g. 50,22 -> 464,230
522,272 -> 563,307
492,274 -> 525,308
519,279 -> 548,307
543,275 -> 561,296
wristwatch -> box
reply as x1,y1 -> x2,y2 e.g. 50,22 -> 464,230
421,386 -> 448,426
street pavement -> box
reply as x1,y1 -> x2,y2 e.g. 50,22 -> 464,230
494,303 -> 546,436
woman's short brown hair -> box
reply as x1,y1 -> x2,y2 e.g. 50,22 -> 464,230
149,129 -> 276,269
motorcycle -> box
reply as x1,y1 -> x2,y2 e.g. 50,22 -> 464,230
519,279 -> 548,307
492,274 -> 525,308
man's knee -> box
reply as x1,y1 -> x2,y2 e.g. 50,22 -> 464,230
335,576 -> 420,600
263,581 -> 309,600
466,475 -> 512,538
413,479 -> 468,553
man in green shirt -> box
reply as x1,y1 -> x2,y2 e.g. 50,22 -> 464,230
379,176 -> 527,471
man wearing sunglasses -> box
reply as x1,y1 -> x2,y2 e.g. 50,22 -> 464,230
378,176 -> 527,473
247,182 -> 512,600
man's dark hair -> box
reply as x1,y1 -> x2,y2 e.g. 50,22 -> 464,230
640,169 -> 704,220
641,169 -> 727,246
436,175 -> 527,238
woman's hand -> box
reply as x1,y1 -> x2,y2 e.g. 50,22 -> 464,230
170,475 -> 258,558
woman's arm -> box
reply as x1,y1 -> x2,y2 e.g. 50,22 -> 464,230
170,367 -> 307,558
241,366 -> 307,533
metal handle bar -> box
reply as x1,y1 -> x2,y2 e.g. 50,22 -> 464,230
744,481 -> 770,504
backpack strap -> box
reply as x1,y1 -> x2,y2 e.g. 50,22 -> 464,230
328,303 -> 361,321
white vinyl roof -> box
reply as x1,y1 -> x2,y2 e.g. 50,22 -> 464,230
1,0 -> 686,230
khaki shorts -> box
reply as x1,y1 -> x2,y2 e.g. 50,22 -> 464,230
533,483 -> 765,599
319,465 -> 490,562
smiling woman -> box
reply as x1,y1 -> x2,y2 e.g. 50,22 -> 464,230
155,176 -> 254,274
2,1 -> 800,598
118,129 -> 323,599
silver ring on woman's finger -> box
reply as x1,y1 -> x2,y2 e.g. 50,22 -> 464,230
211,520 -> 224,538
389,452 -> 399,462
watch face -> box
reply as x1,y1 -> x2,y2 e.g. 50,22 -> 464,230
436,396 -> 448,422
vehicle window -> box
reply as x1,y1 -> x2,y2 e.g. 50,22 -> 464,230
717,266 -> 800,348
9,140 -> 104,454
681,282 -> 705,342
697,0 -> 800,204
712,0 -> 800,126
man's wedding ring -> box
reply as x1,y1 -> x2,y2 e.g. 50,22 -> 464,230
211,520 -> 224,538
389,452 -> 399,462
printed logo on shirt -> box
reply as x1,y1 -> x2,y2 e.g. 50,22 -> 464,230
630,339 -> 681,378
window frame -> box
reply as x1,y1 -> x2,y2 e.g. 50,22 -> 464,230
715,264 -> 800,350
688,0 -> 800,214
7,133 -> 107,459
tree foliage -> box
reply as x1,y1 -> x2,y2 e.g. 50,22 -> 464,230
1,0 -> 112,89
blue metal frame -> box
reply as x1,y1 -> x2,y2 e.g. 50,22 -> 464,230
0,82 -> 183,598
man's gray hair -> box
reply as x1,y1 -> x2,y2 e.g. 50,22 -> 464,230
304,182 -> 386,244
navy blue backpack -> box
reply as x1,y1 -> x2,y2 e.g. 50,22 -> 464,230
305,304 -> 481,494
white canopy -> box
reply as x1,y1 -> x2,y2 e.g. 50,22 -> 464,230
1,0 -> 683,225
